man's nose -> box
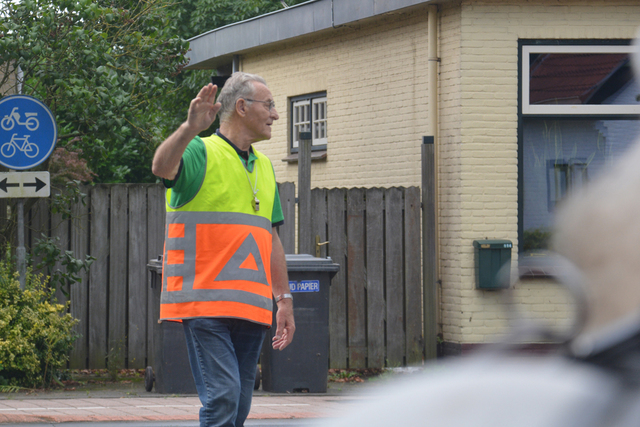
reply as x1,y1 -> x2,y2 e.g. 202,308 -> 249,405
271,108 -> 279,120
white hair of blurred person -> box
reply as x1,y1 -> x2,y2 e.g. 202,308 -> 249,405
552,136 -> 640,335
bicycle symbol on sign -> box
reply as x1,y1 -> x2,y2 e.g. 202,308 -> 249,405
1,107 -> 39,131
1,133 -> 39,158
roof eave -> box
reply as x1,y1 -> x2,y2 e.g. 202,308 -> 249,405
185,0 -> 443,70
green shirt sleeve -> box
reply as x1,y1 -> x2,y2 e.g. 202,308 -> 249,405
272,184 -> 284,227
270,160 -> 284,227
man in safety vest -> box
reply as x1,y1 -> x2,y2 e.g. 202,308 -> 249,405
152,72 -> 295,427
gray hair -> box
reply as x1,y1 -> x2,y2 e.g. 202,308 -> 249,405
216,72 -> 267,123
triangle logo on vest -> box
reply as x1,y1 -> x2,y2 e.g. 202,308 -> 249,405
239,253 -> 259,271
215,232 -> 269,286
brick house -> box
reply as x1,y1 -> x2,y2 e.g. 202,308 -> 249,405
185,0 -> 640,356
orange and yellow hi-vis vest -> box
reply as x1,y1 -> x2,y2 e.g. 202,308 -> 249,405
159,134 -> 276,326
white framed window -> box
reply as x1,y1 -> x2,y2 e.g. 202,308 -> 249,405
519,41 -> 640,252
522,44 -> 640,115
291,92 -> 327,151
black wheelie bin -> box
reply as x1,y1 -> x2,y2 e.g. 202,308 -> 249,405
260,254 -> 340,393
145,256 -> 197,394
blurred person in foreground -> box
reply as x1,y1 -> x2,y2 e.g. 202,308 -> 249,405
152,72 -> 295,427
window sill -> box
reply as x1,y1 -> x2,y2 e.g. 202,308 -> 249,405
518,252 -> 563,279
281,150 -> 327,163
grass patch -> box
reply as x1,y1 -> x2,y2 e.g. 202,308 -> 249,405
328,369 -> 385,383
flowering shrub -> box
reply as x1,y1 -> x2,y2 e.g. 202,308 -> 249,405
48,146 -> 97,185
0,255 -> 78,389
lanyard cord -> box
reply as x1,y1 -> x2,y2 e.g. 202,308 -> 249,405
241,157 -> 259,199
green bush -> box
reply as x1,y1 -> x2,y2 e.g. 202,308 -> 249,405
0,256 -> 78,389
523,228 -> 553,252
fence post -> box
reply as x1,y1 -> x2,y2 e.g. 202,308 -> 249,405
422,136 -> 437,360
297,132 -> 312,255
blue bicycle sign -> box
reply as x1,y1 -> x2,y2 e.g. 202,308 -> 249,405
0,95 -> 56,170
1,134 -> 39,159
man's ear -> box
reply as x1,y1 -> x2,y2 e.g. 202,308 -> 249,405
236,98 -> 247,117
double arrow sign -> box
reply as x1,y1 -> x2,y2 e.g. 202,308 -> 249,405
0,172 -> 50,198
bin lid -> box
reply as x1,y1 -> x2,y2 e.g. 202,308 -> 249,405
146,255 -> 163,273
473,240 -> 513,249
285,254 -> 340,272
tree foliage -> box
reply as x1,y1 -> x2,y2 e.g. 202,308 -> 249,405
0,0 -> 189,183
170,0 -> 309,40
0,0 -> 307,183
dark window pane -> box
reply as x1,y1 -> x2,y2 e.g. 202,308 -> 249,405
522,119 -> 639,251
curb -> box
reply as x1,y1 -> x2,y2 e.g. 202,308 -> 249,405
0,393 -> 368,424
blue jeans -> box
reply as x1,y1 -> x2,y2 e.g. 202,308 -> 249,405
183,318 -> 266,427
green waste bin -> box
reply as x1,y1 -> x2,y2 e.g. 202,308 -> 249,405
473,240 -> 512,290
260,254 -> 340,393
145,256 -> 197,394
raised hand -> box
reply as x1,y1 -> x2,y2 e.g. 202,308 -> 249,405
187,83 -> 222,134
151,83 -> 223,180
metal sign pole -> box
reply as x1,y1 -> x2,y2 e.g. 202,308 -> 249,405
13,77 -> 26,288
16,197 -> 25,289
9,164 -> 27,289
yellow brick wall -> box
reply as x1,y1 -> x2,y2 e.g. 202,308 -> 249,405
236,0 -> 640,346
439,0 -> 464,343
241,8 -> 432,189
448,0 -> 640,345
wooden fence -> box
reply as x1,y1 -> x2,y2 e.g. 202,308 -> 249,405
11,183 -> 423,369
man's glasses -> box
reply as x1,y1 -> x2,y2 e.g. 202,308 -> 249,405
243,98 -> 276,112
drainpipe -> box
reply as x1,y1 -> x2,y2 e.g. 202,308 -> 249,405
423,4 -> 439,361
428,6 -> 438,142
232,55 -> 240,73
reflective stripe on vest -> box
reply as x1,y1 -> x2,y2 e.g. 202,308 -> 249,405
160,211 -> 273,325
